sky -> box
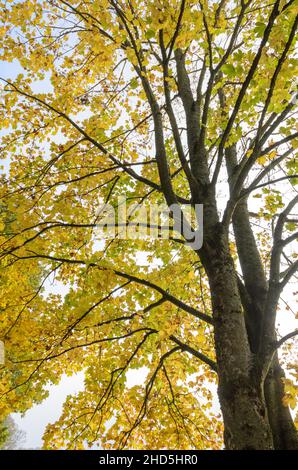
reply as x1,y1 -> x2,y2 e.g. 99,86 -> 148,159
13,367 -> 149,449
13,373 -> 85,449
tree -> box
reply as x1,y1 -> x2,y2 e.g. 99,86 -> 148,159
0,416 -> 25,449
0,0 -> 297,450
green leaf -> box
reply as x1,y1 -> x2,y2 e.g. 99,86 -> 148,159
145,29 -> 155,40
221,64 -> 236,77
130,78 -> 139,89
254,22 -> 266,37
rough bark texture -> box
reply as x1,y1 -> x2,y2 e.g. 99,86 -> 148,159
231,197 -> 298,449
223,145 -> 298,450
200,220 -> 274,449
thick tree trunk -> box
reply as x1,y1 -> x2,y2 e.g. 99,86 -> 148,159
200,221 -> 274,449
219,381 -> 272,450
223,145 -> 298,450
232,200 -> 298,449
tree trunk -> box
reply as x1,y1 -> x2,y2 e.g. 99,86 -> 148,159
222,145 -> 298,450
265,354 -> 298,449
231,200 -> 298,449
200,222 -> 274,450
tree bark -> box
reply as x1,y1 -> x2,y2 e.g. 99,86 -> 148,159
232,200 -> 298,449
200,219 -> 274,449
223,146 -> 298,450
265,354 -> 298,449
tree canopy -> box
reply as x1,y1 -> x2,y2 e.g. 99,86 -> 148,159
0,0 -> 297,450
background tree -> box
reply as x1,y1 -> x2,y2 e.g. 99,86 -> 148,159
0,416 -> 25,450
0,0 -> 298,450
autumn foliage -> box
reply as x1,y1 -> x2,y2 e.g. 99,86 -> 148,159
0,0 -> 297,450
